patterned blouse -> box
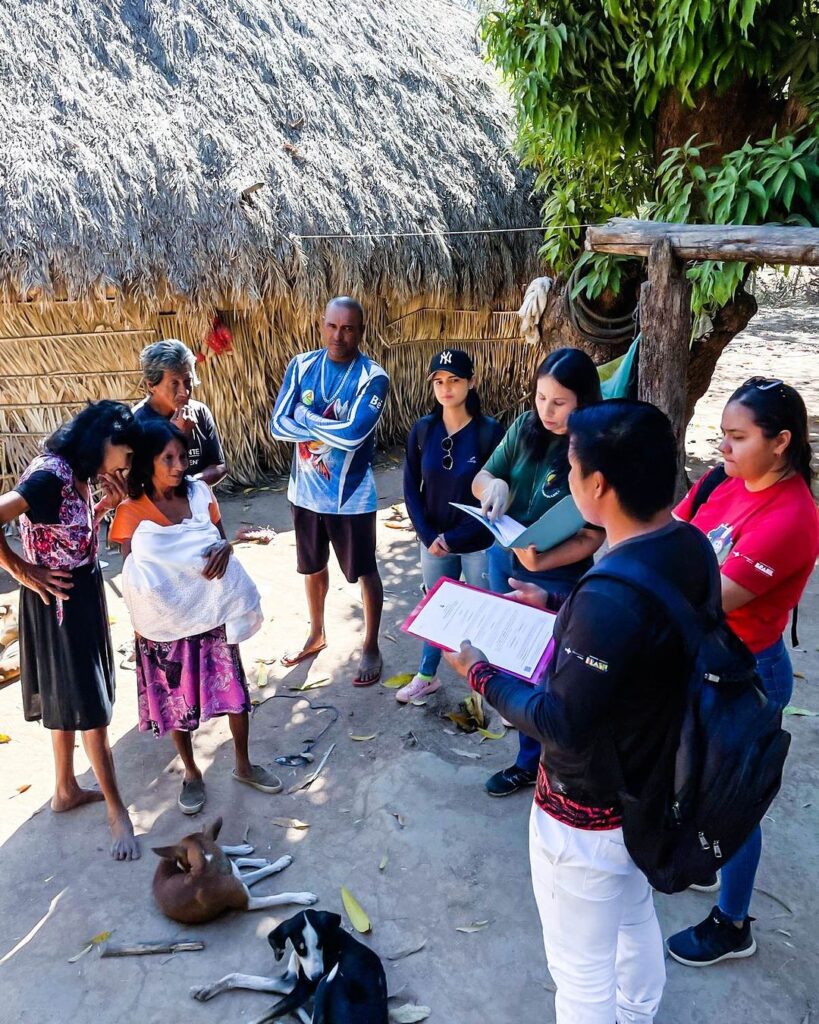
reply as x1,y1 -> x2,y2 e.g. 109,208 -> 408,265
17,454 -> 96,622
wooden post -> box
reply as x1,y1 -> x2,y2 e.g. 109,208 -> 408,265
638,237 -> 692,491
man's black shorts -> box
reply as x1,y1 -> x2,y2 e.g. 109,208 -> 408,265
291,505 -> 377,583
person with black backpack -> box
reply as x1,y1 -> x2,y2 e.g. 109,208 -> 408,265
399,349 -> 503,704
444,400 -> 722,1024
666,377 -> 818,967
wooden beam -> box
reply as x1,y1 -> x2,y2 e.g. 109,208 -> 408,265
586,218 -> 819,265
638,237 -> 692,493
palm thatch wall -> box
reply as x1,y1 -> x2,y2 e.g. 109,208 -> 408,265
0,0 -> 544,487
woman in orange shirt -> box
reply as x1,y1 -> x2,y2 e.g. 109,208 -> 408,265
111,419 -> 279,815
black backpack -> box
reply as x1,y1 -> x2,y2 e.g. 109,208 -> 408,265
587,535 -> 791,894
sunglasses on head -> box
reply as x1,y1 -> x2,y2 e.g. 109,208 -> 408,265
441,435 -> 453,471
743,376 -> 784,391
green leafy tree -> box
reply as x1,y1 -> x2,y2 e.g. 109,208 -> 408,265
483,0 -> 819,416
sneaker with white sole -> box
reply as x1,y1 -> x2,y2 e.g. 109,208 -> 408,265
666,906 -> 756,967
396,674 -> 441,704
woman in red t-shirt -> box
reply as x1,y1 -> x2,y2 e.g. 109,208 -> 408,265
668,377 -> 818,968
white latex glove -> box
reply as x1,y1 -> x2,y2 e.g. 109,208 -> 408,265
480,478 -> 510,522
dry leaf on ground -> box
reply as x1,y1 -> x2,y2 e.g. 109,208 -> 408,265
451,748 -> 480,760
389,1004 -> 431,1022
271,818 -> 310,830
289,677 -> 331,691
341,886 -> 372,933
379,854 -> 389,871
387,939 -> 426,961
783,705 -> 818,716
456,920 -> 489,933
350,733 -> 378,741
0,734 -> 10,744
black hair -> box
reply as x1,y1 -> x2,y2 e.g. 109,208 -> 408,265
127,419 -> 190,500
326,295 -> 365,328
521,348 -> 603,460
45,401 -> 139,482
568,399 -> 677,521
729,378 -> 814,488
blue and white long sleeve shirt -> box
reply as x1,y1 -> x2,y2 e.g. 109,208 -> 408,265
270,349 -> 390,515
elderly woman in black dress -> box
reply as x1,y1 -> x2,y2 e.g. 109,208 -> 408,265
0,402 -> 141,861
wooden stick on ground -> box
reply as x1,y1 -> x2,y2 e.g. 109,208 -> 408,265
101,941 -> 205,958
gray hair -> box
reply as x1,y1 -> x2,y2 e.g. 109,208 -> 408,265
139,339 -> 200,388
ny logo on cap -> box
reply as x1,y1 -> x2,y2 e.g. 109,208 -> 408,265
440,351 -> 453,365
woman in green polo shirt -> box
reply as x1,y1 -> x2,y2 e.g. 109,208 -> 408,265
472,347 -> 605,796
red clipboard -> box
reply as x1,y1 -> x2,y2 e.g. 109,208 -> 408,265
401,577 -> 556,683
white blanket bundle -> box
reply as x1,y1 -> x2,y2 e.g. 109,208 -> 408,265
122,481 -> 262,644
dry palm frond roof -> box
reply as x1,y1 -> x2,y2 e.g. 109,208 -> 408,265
0,0 -> 540,313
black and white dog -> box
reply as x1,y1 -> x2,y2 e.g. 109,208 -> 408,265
191,909 -> 388,1024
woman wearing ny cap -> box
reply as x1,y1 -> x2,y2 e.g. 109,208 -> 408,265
400,349 -> 503,704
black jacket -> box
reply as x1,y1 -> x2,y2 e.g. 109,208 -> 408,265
471,522 -> 717,809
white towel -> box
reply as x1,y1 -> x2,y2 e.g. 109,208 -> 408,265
122,481 -> 262,644
518,276 -> 554,345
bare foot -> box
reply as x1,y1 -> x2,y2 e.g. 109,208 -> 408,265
353,649 -> 383,687
281,633 -> 327,668
109,811 -> 141,861
51,787 -> 106,812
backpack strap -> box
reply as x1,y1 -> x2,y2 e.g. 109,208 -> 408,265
689,465 -> 728,518
414,413 -> 436,455
584,530 -> 721,661
477,416 -> 500,464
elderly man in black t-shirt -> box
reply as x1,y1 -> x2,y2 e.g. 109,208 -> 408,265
133,339 -> 227,487
446,400 -> 719,1024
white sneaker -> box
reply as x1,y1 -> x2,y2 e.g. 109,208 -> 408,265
396,674 -> 441,704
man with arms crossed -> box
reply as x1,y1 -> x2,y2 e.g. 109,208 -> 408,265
270,297 -> 389,686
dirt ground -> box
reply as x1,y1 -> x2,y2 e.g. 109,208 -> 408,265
0,304 -> 817,1023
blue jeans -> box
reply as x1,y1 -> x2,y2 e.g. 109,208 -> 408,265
417,544 -> 489,677
719,638 -> 793,920
486,542 -> 576,773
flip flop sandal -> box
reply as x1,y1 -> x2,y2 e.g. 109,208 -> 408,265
178,778 -> 206,815
232,766 -> 283,794
352,662 -> 383,687
281,643 -> 327,668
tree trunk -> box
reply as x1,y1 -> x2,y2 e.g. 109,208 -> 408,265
638,239 -> 692,491
537,275 -> 634,364
685,288 -> 758,422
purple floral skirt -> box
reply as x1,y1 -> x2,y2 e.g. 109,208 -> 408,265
134,625 -> 251,737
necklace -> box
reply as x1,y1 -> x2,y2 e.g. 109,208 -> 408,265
318,351 -> 358,407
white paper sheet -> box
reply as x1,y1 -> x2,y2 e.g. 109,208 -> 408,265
405,579 -> 555,680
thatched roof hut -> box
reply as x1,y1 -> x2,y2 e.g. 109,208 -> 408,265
0,0 -> 543,485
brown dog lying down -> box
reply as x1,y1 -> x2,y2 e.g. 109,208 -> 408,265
152,818 -> 318,924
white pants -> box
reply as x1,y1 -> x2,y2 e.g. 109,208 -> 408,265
529,805 -> 666,1024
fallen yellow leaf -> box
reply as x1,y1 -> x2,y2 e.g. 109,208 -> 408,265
341,886 -> 372,933
477,727 -> 506,740
271,817 -> 310,830
0,734 -> 10,744
382,673 -> 413,689
16,784 -> 31,794
349,733 -> 377,742
256,662 -> 269,688
90,931 -> 112,945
